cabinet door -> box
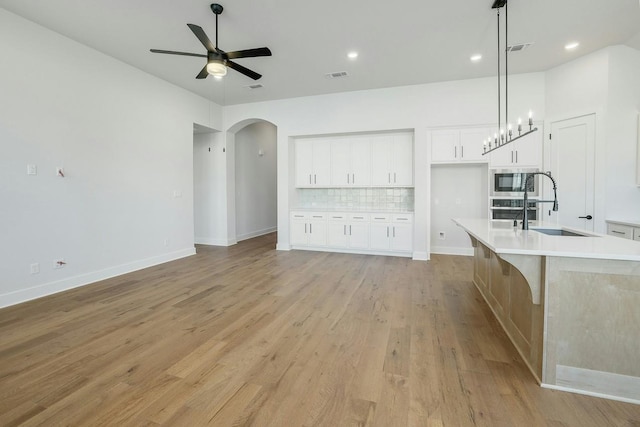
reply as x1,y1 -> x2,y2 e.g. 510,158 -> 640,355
369,223 -> 390,250
312,142 -> 331,186
390,223 -> 413,252
370,136 -> 392,186
295,140 -> 314,187
459,128 -> 490,162
431,130 -> 459,163
330,138 -> 351,186
512,130 -> 542,168
327,222 -> 349,247
489,144 -> 515,168
350,137 -> 371,186
308,218 -> 327,246
348,223 -> 370,249
290,220 -> 308,245
392,134 -> 414,186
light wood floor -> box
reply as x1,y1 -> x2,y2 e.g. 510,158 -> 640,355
1,233 -> 639,426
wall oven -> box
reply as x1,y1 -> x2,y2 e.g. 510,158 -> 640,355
490,198 -> 539,221
490,169 -> 539,197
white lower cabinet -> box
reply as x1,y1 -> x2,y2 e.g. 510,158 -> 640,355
291,211 -> 413,256
290,212 -> 327,246
369,214 -> 413,252
606,220 -> 640,241
327,213 -> 370,249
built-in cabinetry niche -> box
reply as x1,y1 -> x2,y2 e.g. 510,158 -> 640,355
294,131 -> 414,188
291,130 -> 414,257
430,124 -> 543,168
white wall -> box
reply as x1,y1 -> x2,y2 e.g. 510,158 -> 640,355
194,132 -> 229,245
0,9 -> 222,307
545,45 -> 640,230
430,164 -> 489,255
605,46 -> 640,220
234,122 -> 277,241
223,73 -> 546,259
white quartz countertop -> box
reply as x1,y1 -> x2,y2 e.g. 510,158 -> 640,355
454,218 -> 640,261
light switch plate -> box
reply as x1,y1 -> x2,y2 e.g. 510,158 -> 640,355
27,164 -> 37,175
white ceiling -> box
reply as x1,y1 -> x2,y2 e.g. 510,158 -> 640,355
1,0 -> 639,106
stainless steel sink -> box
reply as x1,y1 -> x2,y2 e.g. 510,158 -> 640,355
531,228 -> 590,237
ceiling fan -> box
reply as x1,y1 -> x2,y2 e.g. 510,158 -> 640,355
150,3 -> 272,80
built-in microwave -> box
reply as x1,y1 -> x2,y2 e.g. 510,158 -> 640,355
490,169 -> 539,197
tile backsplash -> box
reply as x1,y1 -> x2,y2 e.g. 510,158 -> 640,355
297,188 -> 414,211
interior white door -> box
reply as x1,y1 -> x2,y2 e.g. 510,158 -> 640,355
550,114 -> 595,231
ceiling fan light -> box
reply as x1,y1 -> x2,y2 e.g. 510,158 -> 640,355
206,62 -> 227,77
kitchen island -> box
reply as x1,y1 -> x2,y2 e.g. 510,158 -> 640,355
454,218 -> 640,404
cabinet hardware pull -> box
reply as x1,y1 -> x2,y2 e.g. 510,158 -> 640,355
461,146 -> 464,158
310,224 -> 312,233
393,227 -> 396,238
344,225 -> 346,235
314,174 -> 317,184
309,174 -> 312,184
350,225 -> 352,235
388,172 -> 391,183
394,172 -> 397,183
454,146 -> 457,158
354,216 -> 363,219
387,226 -> 389,237
611,230 -> 625,235
305,224 -> 307,233
375,217 -> 385,220
515,151 -> 518,163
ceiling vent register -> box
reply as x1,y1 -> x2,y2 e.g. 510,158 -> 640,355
325,71 -> 349,79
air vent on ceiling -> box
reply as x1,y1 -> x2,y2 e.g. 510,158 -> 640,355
507,42 -> 533,52
245,84 -> 263,90
325,71 -> 349,79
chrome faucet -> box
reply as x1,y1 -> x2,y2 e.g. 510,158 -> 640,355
522,171 -> 559,230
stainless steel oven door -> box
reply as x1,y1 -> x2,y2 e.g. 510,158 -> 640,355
490,198 -> 539,221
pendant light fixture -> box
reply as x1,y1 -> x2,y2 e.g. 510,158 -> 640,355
482,0 -> 537,155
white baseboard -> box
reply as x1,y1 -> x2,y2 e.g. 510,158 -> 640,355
276,243 -> 291,251
195,237 -> 236,246
0,248 -> 196,309
236,226 -> 277,242
412,251 -> 429,261
430,246 -> 474,256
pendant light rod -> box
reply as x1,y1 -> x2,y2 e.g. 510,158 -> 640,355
482,0 -> 538,156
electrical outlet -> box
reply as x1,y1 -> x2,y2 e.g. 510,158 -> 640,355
163,238 -> 169,247
438,231 -> 446,240
54,259 -> 66,269
27,164 -> 37,175
30,263 -> 40,274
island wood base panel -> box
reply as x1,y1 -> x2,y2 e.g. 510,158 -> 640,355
470,237 -> 640,404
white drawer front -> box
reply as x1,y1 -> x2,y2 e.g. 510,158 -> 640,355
634,228 -> 640,241
607,223 -> 633,239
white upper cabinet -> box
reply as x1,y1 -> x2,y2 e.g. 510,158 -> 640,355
489,127 -> 543,168
295,132 -> 413,188
370,133 -> 414,186
431,128 -> 489,164
295,139 -> 331,187
330,136 -> 371,186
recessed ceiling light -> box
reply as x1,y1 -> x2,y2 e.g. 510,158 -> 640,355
347,51 -> 358,59
470,54 -> 482,62
565,42 -> 579,50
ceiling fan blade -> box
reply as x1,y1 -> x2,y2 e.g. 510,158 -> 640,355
196,65 -> 209,79
150,49 -> 207,58
226,60 -> 262,80
187,23 -> 216,52
224,47 -> 272,59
